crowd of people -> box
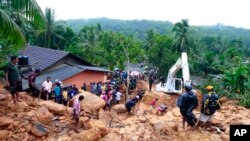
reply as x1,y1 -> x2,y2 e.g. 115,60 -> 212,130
4,55 -> 222,132
32,66 -> 144,113
22,68 -> 144,121
33,76 -> 80,105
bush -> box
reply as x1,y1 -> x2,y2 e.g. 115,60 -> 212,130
0,71 -> 4,78
197,77 -> 224,96
0,62 -> 7,78
235,91 -> 250,108
199,77 -> 250,107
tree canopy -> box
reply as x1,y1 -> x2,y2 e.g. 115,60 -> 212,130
1,3 -> 250,107
0,0 -> 45,48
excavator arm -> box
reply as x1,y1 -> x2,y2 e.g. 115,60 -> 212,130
156,52 -> 191,94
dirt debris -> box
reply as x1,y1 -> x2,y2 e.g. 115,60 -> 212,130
0,81 -> 249,141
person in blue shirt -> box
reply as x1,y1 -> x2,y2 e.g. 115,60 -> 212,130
72,84 -> 79,94
123,71 -> 127,80
53,83 -> 61,103
69,88 -> 74,99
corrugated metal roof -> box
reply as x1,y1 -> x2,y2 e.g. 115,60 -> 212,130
22,64 -> 84,90
20,45 -> 69,71
76,65 -> 111,72
124,63 -> 144,72
20,46 -> 111,90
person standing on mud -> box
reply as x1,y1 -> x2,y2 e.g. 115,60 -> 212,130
177,83 -> 198,129
4,56 -> 22,104
81,83 -> 87,91
40,76 -> 52,100
115,89 -> 122,104
53,82 -> 62,104
68,95 -> 84,132
193,86 -> 221,130
148,73 -> 154,92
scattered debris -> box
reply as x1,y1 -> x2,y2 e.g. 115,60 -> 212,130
0,81 -> 249,140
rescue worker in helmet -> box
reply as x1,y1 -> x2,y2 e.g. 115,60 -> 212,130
177,83 -> 198,129
193,85 -> 221,130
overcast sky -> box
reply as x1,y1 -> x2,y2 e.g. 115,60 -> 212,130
36,0 -> 250,29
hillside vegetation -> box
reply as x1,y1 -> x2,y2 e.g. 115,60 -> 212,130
66,18 -> 250,46
1,3 -> 250,107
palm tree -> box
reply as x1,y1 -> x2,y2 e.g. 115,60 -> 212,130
0,0 -> 45,48
144,29 -> 155,52
172,19 -> 190,53
34,8 -> 66,49
78,24 -> 103,48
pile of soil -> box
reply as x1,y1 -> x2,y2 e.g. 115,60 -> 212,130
0,80 -> 249,141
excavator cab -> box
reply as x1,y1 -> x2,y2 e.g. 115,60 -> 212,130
174,78 -> 182,92
156,78 -> 183,93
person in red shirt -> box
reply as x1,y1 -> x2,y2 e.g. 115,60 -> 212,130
150,98 -> 158,112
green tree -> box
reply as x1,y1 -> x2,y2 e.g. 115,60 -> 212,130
146,33 -> 178,78
69,24 -> 103,63
172,19 -> 190,53
56,26 -> 77,49
97,32 -> 143,70
0,0 -> 45,48
78,24 -> 102,48
223,65 -> 250,94
144,29 -> 155,52
34,8 -> 66,49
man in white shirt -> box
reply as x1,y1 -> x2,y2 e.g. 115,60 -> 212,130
39,76 -> 52,100
115,90 -> 122,104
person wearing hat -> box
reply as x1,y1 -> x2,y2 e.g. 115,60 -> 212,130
193,85 -> 221,130
177,83 -> 198,129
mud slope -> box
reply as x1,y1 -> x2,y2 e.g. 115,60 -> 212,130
0,81 -> 249,141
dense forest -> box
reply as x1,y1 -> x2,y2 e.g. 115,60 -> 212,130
1,1 -> 250,107
66,18 -> 250,46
